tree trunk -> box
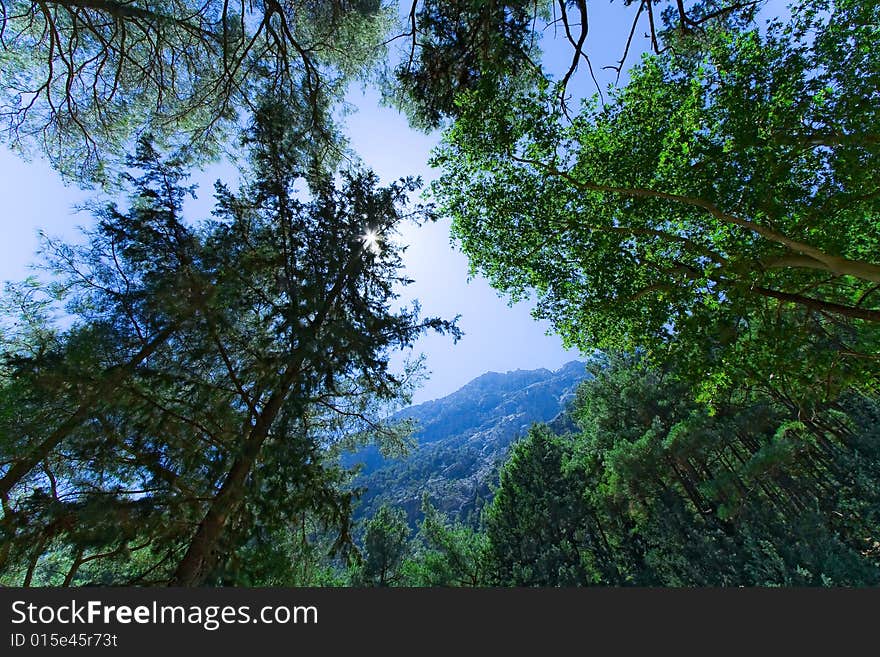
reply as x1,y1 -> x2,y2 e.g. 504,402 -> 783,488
169,360 -> 302,586
169,413 -> 274,586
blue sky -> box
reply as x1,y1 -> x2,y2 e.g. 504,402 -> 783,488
0,2 -> 656,404
0,99 -> 579,405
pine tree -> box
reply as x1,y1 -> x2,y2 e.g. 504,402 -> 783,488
0,95 -> 458,586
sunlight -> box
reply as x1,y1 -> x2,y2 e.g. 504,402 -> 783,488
361,227 -> 382,254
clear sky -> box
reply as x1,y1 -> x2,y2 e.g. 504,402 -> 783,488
0,1 -> 657,404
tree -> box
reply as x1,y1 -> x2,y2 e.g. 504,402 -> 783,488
401,495 -> 489,586
387,0 -> 541,129
357,503 -> 410,586
432,0 -> 880,404
575,356 -> 880,585
0,0 -> 391,180
485,356 -> 880,586
386,0 -> 764,128
0,95 -> 458,586
485,424 -> 600,586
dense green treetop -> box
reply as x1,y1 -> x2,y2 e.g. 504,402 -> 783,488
484,356 -> 880,586
357,503 -> 410,586
432,0 -> 880,405
388,1 -> 765,128
2,0 -> 879,588
0,96 -> 458,586
0,0 -> 770,181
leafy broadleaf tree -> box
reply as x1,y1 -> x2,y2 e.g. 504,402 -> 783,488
432,0 -> 880,405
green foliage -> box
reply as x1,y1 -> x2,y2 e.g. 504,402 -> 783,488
432,0 -> 880,406
0,95 -> 457,586
388,0 -> 541,129
357,503 -> 411,586
3,0 -> 879,590
485,425 -> 597,585
385,1 -> 762,129
400,496 -> 489,586
485,356 -> 880,586
347,496 -> 489,587
0,0 -> 392,181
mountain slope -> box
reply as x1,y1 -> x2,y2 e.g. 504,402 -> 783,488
349,360 -> 589,523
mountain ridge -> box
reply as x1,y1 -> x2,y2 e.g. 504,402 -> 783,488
349,360 -> 590,523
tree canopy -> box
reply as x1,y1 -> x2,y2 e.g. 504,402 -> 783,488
432,0 -> 880,406
0,0 -> 391,180
484,356 -> 880,586
0,96 -> 458,586
1,0 -> 772,181
2,0 -> 879,588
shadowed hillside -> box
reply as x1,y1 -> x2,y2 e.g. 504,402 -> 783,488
349,361 -> 589,524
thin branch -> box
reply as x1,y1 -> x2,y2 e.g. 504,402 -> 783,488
509,154 -> 880,283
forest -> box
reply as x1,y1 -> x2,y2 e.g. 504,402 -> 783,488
0,0 -> 878,586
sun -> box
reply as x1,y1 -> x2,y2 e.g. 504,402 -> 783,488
361,228 -> 382,254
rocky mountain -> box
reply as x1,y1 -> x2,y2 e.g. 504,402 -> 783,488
348,360 -> 589,524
